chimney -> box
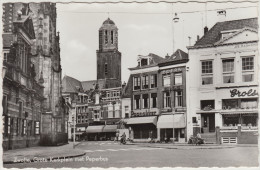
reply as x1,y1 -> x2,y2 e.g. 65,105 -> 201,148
165,53 -> 170,59
204,26 -> 208,35
197,35 -> 200,41
217,10 -> 226,22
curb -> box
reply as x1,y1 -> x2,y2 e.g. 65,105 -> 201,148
141,145 -> 235,150
3,152 -> 86,164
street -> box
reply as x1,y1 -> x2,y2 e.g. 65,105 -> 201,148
4,141 -> 259,168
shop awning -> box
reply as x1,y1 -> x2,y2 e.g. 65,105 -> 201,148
157,114 -> 186,129
221,110 -> 258,115
86,125 -> 104,133
127,116 -> 157,125
103,125 -> 118,133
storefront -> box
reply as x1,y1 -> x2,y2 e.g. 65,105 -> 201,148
157,114 -> 186,143
86,125 -> 104,141
127,116 -> 157,141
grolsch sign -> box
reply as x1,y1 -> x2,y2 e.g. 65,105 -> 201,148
230,89 -> 258,98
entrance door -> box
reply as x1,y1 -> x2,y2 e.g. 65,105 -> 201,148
208,114 -> 215,132
201,114 -> 215,133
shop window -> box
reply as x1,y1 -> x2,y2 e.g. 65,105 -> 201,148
142,94 -> 149,109
133,77 -> 141,90
223,115 -> 239,126
174,73 -> 182,85
201,100 -> 215,110
142,75 -> 149,89
125,113 -> 129,118
222,59 -> 234,83
175,91 -> 183,107
242,56 -> 254,82
241,98 -> 258,109
163,74 -> 171,86
150,74 -> 157,88
192,117 -> 197,123
201,60 -> 213,85
151,93 -> 157,108
134,95 -> 140,109
242,114 -> 257,126
163,91 -> 171,108
222,99 -> 238,110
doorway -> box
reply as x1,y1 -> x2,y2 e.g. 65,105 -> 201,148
201,114 -> 215,133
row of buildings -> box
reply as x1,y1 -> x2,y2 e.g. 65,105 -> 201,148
2,2 -> 68,150
62,15 -> 258,144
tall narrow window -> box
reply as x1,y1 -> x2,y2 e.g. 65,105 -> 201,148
104,30 -> 108,44
35,121 -> 40,135
222,59 -> 234,83
163,91 -> 171,108
242,56 -> 254,82
163,74 -> 171,86
174,73 -> 182,85
142,75 -> 149,89
201,60 -> 213,85
3,52 -> 8,62
105,63 -> 108,75
133,77 -> 141,90
142,94 -> 149,109
175,91 -> 183,107
23,119 -> 27,135
134,95 -> 140,109
111,31 -> 114,44
151,93 -> 157,108
150,74 -> 157,88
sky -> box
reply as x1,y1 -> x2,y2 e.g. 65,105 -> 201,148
56,1 -> 258,83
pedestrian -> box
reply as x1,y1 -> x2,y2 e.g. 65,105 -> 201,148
116,131 -> 119,142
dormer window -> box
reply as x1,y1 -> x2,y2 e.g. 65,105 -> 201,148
141,58 -> 148,66
221,30 -> 238,39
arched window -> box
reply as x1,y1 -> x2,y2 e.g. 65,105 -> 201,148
111,31 -> 114,44
104,30 -> 108,44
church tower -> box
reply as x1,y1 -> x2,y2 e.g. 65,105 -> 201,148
97,18 -> 121,88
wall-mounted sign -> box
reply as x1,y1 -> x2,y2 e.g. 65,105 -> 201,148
230,89 -> 258,98
131,111 -> 156,117
161,68 -> 182,74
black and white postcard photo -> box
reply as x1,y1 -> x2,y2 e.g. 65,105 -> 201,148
1,0 -> 259,169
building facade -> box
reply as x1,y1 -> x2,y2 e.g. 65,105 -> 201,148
187,18 -> 258,144
2,4 -> 45,150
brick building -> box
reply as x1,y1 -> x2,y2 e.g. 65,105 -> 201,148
2,4 -> 45,150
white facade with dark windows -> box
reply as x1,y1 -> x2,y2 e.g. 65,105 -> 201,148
187,18 -> 258,144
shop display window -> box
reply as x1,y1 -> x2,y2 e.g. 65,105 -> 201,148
222,99 -> 238,109
223,115 -> 239,126
201,100 -> 215,110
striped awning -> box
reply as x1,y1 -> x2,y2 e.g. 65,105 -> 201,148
127,116 -> 157,125
86,125 -> 104,133
103,125 -> 118,133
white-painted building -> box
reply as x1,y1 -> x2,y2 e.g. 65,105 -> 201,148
187,18 -> 258,144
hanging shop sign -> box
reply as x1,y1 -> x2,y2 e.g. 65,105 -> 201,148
131,111 -> 156,117
230,89 -> 258,98
161,68 -> 182,74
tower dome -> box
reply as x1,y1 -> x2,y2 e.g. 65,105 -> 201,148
102,18 -> 115,25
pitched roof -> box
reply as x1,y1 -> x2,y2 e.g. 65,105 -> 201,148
81,79 -> 106,92
2,33 -> 14,48
164,49 -> 188,61
122,76 -> 132,98
62,75 -> 83,93
195,18 -> 258,47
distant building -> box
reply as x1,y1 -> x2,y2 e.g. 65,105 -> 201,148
187,17 -> 258,144
2,3 -> 45,150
